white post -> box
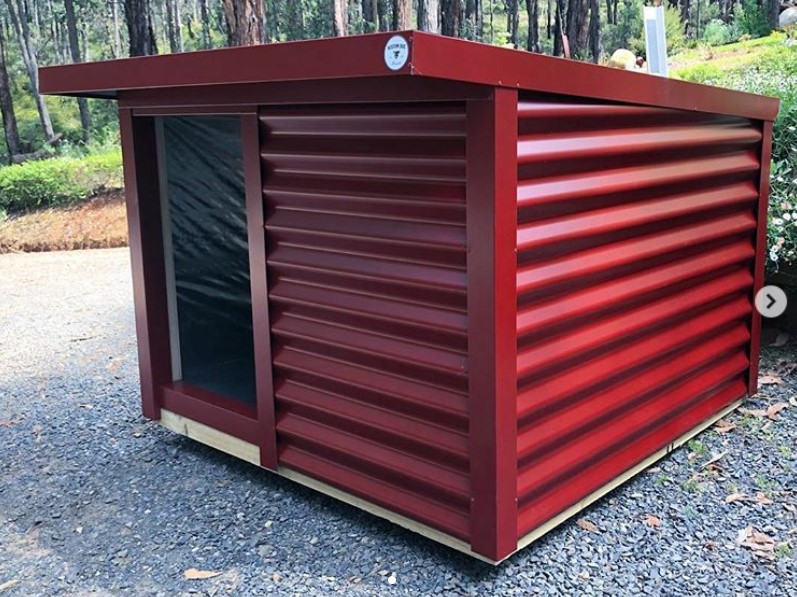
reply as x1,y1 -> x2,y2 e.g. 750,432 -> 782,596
644,6 -> 669,77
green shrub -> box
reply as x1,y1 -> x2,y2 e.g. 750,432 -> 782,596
736,0 -> 771,39
603,0 -> 645,56
703,19 -> 740,47
0,149 -> 123,213
664,6 -> 687,54
603,1 -> 686,57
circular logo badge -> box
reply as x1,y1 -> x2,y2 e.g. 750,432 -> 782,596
755,285 -> 788,318
384,35 -> 409,71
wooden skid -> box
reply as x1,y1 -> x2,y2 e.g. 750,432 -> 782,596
516,398 -> 744,553
160,399 -> 743,564
159,408 -> 493,563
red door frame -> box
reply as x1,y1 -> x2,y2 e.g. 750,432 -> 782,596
119,106 -> 278,470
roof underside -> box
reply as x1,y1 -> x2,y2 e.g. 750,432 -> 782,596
39,31 -> 779,121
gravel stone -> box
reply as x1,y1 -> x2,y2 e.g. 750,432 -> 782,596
1,248 -> 796,595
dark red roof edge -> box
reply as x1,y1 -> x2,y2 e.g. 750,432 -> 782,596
40,30 -> 779,121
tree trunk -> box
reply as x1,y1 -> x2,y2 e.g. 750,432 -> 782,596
124,0 -> 158,55
377,0 -> 389,31
5,0 -> 55,140
681,0 -> 690,39
418,0 -> 440,32
565,0 -> 588,58
507,0 -> 519,47
223,0 -> 265,45
553,0 -> 563,55
441,0 -> 460,36
393,0 -> 411,29
364,0 -> 379,31
588,0 -> 600,63
767,0 -> 779,29
464,0 -> 476,39
526,0 -> 539,52
0,21 -> 21,160
174,0 -> 185,51
332,0 -> 348,35
547,0 -> 552,38
166,0 -> 179,52
111,0 -> 122,56
489,0 -> 493,42
64,0 -> 92,142
199,0 -> 211,48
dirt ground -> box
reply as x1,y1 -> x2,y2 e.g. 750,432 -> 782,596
0,193 -> 128,254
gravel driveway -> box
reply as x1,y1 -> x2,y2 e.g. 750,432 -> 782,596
1,248 -> 796,596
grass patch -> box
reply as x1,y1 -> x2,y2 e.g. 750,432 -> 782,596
0,192 -> 128,253
681,478 -> 702,493
688,439 -> 708,457
672,34 -> 792,82
775,543 -> 793,559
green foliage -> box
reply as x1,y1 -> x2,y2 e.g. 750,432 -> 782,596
603,0 -> 645,56
702,19 -> 740,47
689,0 -> 720,39
664,7 -> 687,54
603,0 -> 686,57
0,149 -> 122,213
736,0 -> 772,39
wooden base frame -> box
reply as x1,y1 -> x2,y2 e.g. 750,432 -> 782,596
159,398 -> 743,565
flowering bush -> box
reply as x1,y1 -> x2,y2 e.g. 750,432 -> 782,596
768,160 -> 797,267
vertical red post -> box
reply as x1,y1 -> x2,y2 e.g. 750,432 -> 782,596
748,120 -> 774,394
466,88 -> 518,561
242,111 -> 278,470
119,109 -> 172,420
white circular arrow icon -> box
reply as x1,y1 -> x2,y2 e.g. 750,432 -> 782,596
755,285 -> 787,318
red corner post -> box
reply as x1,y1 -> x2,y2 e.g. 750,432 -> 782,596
119,109 -> 172,420
466,88 -> 519,561
748,120 -> 775,394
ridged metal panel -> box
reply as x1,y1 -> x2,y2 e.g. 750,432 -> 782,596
260,104 -> 471,540
515,99 -> 761,538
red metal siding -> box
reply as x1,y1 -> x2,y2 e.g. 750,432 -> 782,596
515,98 -> 761,538
259,103 -> 471,540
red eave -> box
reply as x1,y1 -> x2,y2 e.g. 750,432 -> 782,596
39,30 -> 779,121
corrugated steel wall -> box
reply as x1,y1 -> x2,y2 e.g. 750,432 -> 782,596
259,103 -> 471,540
515,98 -> 761,538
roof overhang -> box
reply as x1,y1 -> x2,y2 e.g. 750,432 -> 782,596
40,31 -> 779,121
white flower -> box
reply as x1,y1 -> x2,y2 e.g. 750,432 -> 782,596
770,251 -> 779,262
783,212 -> 792,221
774,218 -> 784,226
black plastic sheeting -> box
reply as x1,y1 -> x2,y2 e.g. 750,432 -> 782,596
162,116 -> 256,405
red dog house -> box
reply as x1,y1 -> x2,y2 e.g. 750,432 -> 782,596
40,32 -> 779,563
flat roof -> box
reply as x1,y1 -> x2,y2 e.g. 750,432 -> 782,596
40,30 -> 779,121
